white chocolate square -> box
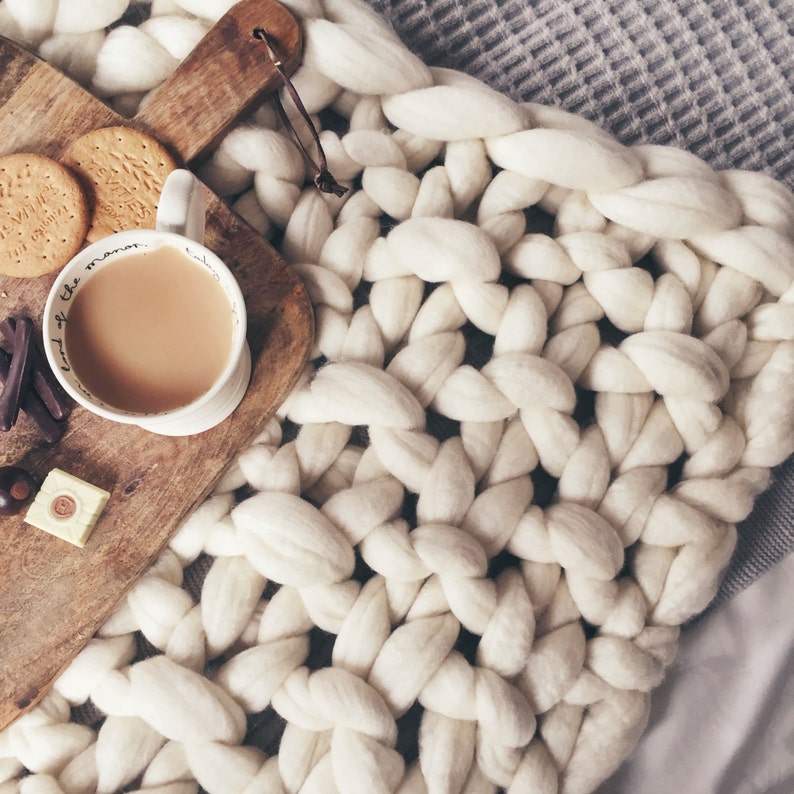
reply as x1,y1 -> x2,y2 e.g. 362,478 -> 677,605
24,468 -> 110,548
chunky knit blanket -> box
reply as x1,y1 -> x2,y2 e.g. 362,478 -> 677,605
1,1 -> 793,793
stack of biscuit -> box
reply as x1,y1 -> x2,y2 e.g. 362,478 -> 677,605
0,126 -> 177,278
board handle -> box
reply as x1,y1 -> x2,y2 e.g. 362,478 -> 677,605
133,0 -> 302,164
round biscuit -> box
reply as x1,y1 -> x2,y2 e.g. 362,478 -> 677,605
61,126 -> 177,243
0,152 -> 90,278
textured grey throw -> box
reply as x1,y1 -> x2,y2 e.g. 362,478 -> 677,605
361,0 -> 794,606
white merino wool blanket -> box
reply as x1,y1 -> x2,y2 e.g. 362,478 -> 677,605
0,1 -> 793,793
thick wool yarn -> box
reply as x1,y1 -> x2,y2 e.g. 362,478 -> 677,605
1,1 -> 793,793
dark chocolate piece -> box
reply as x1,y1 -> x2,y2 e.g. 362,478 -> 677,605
0,466 -> 37,517
0,317 -> 34,431
1,317 -> 72,420
0,349 -> 64,443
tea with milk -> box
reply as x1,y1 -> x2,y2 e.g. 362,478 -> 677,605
64,245 -> 234,413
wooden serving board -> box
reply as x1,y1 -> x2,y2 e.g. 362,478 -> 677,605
0,1 -> 313,729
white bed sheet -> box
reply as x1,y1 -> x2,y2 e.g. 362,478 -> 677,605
598,552 -> 794,794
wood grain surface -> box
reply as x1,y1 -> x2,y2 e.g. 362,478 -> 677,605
0,0 -> 313,730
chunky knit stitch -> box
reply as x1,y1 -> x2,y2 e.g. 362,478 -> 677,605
0,1 -> 792,792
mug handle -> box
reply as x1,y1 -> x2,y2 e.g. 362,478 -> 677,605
155,169 -> 206,244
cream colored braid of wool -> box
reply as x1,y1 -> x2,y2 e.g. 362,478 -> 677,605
2,1 -> 794,793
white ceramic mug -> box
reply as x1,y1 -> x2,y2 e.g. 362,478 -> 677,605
43,170 -> 251,436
